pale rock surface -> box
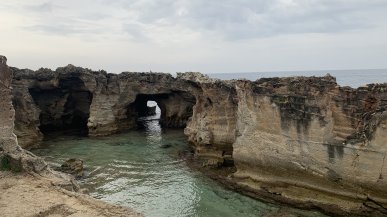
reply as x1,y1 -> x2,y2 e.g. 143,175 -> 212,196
0,55 -> 48,173
232,76 -> 387,215
0,171 -> 142,217
8,60 -> 387,216
1,56 -> 141,217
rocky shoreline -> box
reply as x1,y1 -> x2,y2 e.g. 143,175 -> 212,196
0,171 -> 142,217
0,55 -> 142,217
2,54 -> 387,216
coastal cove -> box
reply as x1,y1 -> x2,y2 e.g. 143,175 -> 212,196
32,116 -> 326,217
1,56 -> 387,216
1,1 -> 387,216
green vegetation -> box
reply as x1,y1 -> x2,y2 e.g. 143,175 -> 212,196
0,155 -> 22,172
0,156 -> 11,171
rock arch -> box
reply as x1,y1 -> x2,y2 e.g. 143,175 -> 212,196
127,91 -> 195,129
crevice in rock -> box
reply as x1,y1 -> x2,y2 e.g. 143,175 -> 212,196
364,197 -> 387,215
380,153 -> 386,180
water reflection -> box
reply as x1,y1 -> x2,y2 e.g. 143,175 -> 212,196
32,102 -> 327,217
138,101 -> 162,145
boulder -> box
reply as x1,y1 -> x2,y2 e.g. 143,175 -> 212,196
60,158 -> 84,178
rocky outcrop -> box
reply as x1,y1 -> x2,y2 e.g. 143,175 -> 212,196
11,66 -> 97,147
11,67 -> 197,148
2,56 -> 142,216
145,106 -> 157,116
1,55 -> 79,190
187,74 -> 387,215
231,76 -> 387,216
11,68 -> 235,167
0,55 -> 48,173
0,171 -> 142,217
8,62 -> 387,216
60,158 -> 85,178
182,73 -> 237,166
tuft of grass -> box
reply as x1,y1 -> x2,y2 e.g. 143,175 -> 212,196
0,156 -> 11,171
0,156 -> 22,172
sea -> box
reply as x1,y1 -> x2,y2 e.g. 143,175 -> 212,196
206,69 -> 387,87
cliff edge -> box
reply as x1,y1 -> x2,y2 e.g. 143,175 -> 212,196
8,61 -> 387,216
0,56 -> 142,217
0,55 -> 47,173
232,76 -> 387,216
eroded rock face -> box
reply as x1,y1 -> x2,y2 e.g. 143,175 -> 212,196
9,62 -> 387,215
60,158 -> 84,178
232,76 -> 387,215
0,55 -> 16,151
12,66 -> 97,148
85,72 -> 197,135
11,68 -> 198,147
0,55 -> 47,173
182,73 -> 237,166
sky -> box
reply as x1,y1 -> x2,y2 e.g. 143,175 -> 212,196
0,0 -> 387,74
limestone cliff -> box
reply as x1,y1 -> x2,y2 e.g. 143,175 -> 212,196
1,57 -> 142,217
231,76 -> 387,215
11,67 -> 198,147
11,68 -> 236,166
0,55 -> 47,173
181,73 -> 237,165
9,63 -> 387,216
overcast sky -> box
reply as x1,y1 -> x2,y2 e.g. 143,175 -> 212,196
0,0 -> 387,73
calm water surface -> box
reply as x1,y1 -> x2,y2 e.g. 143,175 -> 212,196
207,69 -> 387,87
33,105 -> 327,217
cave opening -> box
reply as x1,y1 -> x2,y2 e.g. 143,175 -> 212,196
28,77 -> 93,137
130,94 -> 167,130
128,92 -> 196,130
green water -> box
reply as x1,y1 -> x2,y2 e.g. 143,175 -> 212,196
33,116 -> 326,217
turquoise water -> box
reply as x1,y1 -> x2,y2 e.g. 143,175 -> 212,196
33,106 -> 326,217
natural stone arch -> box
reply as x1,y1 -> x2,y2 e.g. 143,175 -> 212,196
126,91 -> 196,129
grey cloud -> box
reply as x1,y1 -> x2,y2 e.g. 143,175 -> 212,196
122,23 -> 149,42
110,0 -> 387,40
6,0 -> 387,41
27,2 -> 54,13
26,23 -> 104,35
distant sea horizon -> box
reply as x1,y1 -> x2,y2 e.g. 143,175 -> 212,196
206,68 -> 387,88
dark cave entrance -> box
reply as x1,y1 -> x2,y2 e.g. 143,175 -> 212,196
129,94 -> 167,130
128,92 -> 196,130
133,94 -> 164,118
29,77 -> 93,137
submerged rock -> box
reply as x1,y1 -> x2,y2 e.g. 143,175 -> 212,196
146,106 -> 157,116
160,144 -> 172,149
60,158 -> 84,178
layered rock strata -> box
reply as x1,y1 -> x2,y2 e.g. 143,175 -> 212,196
183,73 -> 237,165
9,63 -> 387,216
0,55 -> 47,173
232,76 -> 387,216
11,67 -> 198,148
1,56 -> 141,216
